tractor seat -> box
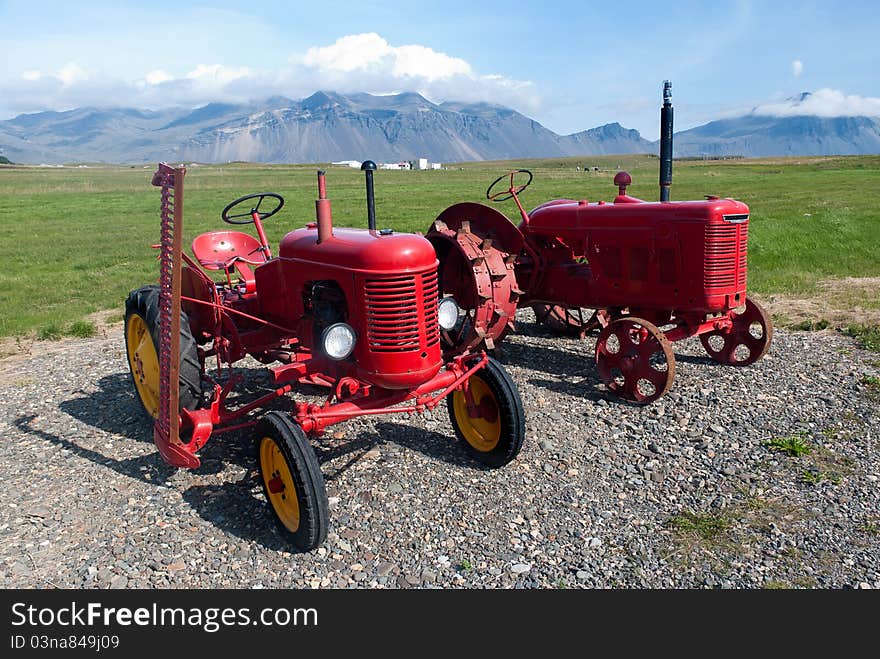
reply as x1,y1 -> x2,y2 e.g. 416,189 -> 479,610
192,231 -> 267,293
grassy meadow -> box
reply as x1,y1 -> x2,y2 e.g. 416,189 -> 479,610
0,154 -> 878,339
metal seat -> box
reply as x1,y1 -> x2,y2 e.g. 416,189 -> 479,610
192,231 -> 266,293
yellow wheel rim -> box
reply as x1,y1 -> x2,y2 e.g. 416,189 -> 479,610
126,314 -> 160,419
453,376 -> 502,452
259,437 -> 300,532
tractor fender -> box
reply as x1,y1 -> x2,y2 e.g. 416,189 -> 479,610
433,202 -> 524,256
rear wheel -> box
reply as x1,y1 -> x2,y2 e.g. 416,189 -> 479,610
256,412 -> 329,552
124,285 -> 201,419
532,303 -> 602,336
447,357 -> 525,468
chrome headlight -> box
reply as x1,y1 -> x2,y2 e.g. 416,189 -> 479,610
322,322 -> 356,360
438,297 -> 460,331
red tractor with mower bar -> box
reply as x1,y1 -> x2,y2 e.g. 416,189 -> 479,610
427,81 -> 773,404
124,161 -> 526,551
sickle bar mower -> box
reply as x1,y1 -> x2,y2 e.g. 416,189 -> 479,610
150,163 -> 195,467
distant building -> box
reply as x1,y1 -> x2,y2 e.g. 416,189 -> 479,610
372,158 -> 442,171
331,160 -> 362,168
379,161 -> 411,170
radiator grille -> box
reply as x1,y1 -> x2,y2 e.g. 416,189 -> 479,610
705,222 -> 748,290
364,271 -> 439,352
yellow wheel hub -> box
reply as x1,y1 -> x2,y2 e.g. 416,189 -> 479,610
453,376 -> 501,452
126,314 -> 160,419
259,437 -> 300,532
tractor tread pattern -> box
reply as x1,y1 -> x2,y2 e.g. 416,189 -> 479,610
427,220 -> 520,355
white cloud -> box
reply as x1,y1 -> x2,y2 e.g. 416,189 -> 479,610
145,69 -> 171,85
303,33 -> 392,73
392,45 -> 472,80
57,62 -> 88,86
295,33 -> 534,111
792,59 -> 803,77
302,33 -> 472,81
185,64 -> 253,84
753,88 -> 880,117
0,33 -> 537,118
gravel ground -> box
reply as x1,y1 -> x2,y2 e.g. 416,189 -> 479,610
1,308 -> 878,589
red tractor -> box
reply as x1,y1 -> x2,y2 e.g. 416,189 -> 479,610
124,161 -> 525,552
427,82 -> 772,404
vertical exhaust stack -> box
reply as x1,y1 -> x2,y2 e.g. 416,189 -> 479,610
316,170 -> 333,243
659,80 -> 674,202
361,160 -> 377,231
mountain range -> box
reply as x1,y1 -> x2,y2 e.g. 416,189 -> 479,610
1,91 -> 878,164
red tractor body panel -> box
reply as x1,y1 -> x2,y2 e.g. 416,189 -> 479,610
279,225 -> 437,271
256,225 -> 443,390
526,197 -> 750,314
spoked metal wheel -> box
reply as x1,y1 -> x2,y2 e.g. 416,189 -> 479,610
595,316 -> 676,404
531,304 -> 604,337
426,217 -> 520,355
700,298 -> 773,366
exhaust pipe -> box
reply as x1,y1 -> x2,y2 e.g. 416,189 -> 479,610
659,80 -> 673,202
316,170 -> 333,243
361,160 -> 377,231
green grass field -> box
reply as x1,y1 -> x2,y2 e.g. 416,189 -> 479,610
0,154 -> 878,338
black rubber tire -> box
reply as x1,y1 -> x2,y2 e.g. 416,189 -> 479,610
447,357 -> 526,468
256,412 -> 330,552
124,285 -> 202,419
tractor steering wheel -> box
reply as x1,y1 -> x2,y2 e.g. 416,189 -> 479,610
486,169 -> 533,203
221,192 -> 285,225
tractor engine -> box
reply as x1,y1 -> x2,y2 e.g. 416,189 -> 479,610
256,167 -> 444,390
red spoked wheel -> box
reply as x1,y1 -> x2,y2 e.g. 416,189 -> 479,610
426,219 -> 520,355
595,317 -> 676,404
531,304 -> 605,337
699,298 -> 773,366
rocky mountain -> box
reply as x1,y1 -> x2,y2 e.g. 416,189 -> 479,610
0,91 -> 653,164
2,90 -> 878,164
673,93 -> 880,157
673,114 -> 880,157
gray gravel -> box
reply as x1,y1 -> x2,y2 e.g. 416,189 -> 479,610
1,308 -> 878,589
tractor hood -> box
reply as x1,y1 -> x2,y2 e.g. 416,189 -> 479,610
527,197 -> 750,232
279,226 -> 438,274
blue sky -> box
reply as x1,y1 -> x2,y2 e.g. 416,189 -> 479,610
1,0 -> 878,138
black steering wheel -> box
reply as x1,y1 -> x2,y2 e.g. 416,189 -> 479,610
486,169 -> 533,203
221,192 -> 285,225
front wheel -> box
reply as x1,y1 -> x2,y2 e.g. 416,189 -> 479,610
256,412 -> 330,552
447,357 -> 525,468
700,298 -> 773,366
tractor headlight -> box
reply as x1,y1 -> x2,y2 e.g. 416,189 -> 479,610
438,297 -> 460,331
322,322 -> 356,360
